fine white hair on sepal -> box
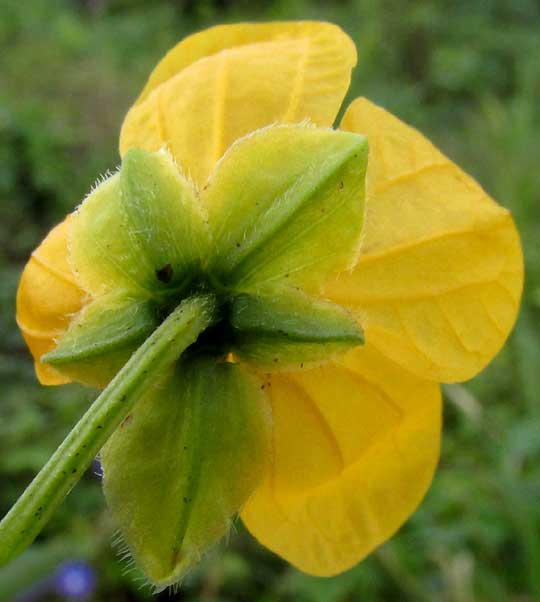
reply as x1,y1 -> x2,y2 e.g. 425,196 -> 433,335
72,168 -> 118,216
157,144 -> 199,194
110,528 -> 152,592
203,120 -> 322,193
88,168 -> 116,194
68,168 -> 122,295
297,117 -> 317,128
108,520 -> 237,594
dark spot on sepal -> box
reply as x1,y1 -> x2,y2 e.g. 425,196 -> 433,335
156,263 -> 174,283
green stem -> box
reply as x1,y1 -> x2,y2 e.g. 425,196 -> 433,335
0,294 -> 216,566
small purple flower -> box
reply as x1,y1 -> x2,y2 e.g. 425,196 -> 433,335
54,561 -> 97,599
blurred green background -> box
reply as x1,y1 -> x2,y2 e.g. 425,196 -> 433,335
1,0 -> 539,600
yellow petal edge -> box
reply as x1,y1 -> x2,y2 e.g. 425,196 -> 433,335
242,344 -> 441,576
120,21 -> 357,188
325,97 -> 524,383
16,217 -> 86,385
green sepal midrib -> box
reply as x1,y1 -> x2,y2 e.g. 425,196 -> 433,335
233,329 -> 362,345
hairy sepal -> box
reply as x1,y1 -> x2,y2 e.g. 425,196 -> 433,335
230,289 -> 363,369
203,125 -> 368,294
43,295 -> 159,388
70,148 -> 210,298
100,356 -> 271,589
44,148 -> 212,386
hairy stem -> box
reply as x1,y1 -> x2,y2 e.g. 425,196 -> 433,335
0,294 -> 216,566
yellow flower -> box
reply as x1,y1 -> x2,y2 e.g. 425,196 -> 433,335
16,21 -> 523,578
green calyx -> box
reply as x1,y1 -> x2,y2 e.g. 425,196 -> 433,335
44,287 -> 364,380
45,126 -> 368,384
4,124 -> 368,587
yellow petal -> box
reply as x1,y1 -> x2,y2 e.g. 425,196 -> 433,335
325,97 -> 524,383
16,217 -> 86,385
242,344 -> 441,576
120,22 -> 356,188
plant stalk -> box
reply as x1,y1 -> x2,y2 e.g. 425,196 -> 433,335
0,294 -> 216,566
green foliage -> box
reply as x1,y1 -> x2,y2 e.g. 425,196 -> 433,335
1,0 -> 539,600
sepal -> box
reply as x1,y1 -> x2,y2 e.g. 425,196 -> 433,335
101,356 -> 271,588
204,125 -> 368,294
43,295 -> 159,388
70,148 -> 210,299
230,289 -> 363,369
